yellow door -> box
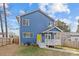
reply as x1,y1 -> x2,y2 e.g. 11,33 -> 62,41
37,34 -> 42,42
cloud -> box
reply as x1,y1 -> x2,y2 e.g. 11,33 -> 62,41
70,16 -> 79,32
39,3 -> 70,18
19,10 -> 26,15
0,3 -> 11,16
39,3 -> 49,12
59,18 -> 71,25
29,3 -> 33,6
1,10 -> 11,17
72,16 -> 79,32
76,16 -> 79,21
52,4 -> 70,14
6,10 -> 11,16
0,3 -> 8,9
71,21 -> 78,32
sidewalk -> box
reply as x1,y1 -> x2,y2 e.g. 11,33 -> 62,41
45,47 -> 79,55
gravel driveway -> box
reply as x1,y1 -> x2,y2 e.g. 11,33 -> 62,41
0,44 -> 19,56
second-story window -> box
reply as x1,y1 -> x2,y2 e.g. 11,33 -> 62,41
22,19 -> 29,26
49,21 -> 53,27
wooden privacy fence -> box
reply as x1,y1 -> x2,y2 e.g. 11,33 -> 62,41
0,37 -> 12,46
61,39 -> 79,48
55,32 -> 79,48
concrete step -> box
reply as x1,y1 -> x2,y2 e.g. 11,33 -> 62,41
37,42 -> 47,48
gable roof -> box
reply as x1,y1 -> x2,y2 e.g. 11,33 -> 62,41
16,9 -> 55,23
42,26 -> 63,33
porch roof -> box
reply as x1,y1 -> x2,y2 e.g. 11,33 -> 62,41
42,26 -> 63,34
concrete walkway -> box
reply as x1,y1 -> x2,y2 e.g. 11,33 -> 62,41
0,44 -> 19,56
46,47 -> 79,55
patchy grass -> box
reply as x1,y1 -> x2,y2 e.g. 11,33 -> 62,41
16,45 -> 47,56
54,45 -> 62,49
16,45 -> 79,56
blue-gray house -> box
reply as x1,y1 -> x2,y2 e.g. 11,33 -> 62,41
16,9 -> 62,45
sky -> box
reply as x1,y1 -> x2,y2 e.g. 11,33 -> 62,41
0,3 -> 79,35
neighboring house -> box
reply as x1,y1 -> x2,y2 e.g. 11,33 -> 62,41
16,9 -> 58,45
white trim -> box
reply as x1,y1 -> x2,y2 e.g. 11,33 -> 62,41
43,26 -> 63,33
54,26 -> 63,32
19,16 -> 21,45
22,19 -> 30,26
19,28 -> 21,45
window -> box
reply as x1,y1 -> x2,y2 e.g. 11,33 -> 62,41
45,34 -> 51,39
49,21 -> 53,26
51,33 -> 54,39
23,32 -> 33,38
48,34 -> 51,40
22,19 -> 29,26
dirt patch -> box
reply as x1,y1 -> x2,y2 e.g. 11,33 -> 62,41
0,44 -> 19,56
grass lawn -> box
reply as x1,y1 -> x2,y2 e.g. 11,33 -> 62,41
16,45 -> 79,56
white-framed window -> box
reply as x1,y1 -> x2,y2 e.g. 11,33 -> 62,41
48,34 -> 51,40
22,19 -> 29,26
49,21 -> 53,27
45,34 -> 51,39
23,32 -> 33,38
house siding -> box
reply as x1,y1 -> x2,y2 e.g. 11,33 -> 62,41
20,11 -> 54,45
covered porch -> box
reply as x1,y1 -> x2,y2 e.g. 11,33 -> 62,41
36,26 -> 63,48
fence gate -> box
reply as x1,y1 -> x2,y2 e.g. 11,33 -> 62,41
0,37 -> 11,46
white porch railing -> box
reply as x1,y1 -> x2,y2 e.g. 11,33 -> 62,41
37,39 -> 61,48
45,39 -> 61,46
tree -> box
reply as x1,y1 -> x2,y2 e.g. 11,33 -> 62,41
0,5 -> 4,45
2,3 -> 8,45
55,20 -> 70,32
76,19 -> 79,32
0,14 -> 4,37
3,3 -> 8,38
0,14 -> 4,45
